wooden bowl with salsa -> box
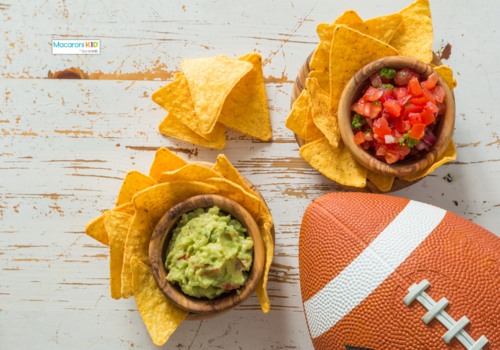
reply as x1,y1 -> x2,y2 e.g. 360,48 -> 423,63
149,194 -> 264,315
338,55 -> 455,178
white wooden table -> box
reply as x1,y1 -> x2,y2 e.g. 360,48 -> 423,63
1,0 -> 499,349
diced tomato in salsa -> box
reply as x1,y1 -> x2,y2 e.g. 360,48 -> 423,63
351,67 -> 444,164
408,77 -> 423,96
410,96 -> 426,106
353,132 -> 365,145
373,117 -> 392,137
409,124 -> 426,139
394,68 -> 412,86
427,72 -> 438,89
420,109 -> 435,126
393,87 -> 407,100
432,86 -> 446,103
408,113 -> 422,125
363,86 -> 383,101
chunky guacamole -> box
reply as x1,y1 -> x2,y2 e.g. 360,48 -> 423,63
165,206 -> 253,299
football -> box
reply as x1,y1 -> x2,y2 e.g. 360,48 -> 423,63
299,193 -> 499,350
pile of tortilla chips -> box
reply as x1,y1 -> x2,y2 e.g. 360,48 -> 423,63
152,53 -> 273,150
85,147 -> 274,346
286,0 -> 457,192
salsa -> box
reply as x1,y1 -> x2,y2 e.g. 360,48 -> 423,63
165,206 -> 254,299
351,67 -> 446,164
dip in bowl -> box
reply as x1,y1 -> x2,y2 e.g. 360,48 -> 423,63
165,206 -> 254,299
149,194 -> 264,315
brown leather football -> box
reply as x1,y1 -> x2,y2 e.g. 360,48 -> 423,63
299,193 -> 499,350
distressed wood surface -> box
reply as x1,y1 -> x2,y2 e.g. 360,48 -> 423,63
1,0 -> 500,349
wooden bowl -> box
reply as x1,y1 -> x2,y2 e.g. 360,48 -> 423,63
338,56 -> 455,177
149,194 -> 265,315
291,50 -> 455,192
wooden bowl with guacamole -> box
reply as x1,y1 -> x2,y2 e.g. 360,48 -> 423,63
149,194 -> 265,316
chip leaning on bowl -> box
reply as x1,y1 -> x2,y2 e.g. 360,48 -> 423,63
286,0 -> 457,192
152,53 -> 273,149
84,148 -> 274,346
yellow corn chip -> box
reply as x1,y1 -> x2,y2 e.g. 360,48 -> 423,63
115,171 -> 157,207
307,78 -> 340,148
104,211 -> 133,300
330,25 -> 398,114
255,223 -> 274,313
390,0 -> 433,63
349,14 -> 403,44
181,55 -> 252,134
212,154 -> 255,195
149,147 -> 187,181
310,11 -> 363,73
85,202 -> 136,246
132,258 -> 188,346
367,170 -> 395,192
285,89 -> 309,140
121,208 -> 154,299
132,181 -> 218,225
152,73 -> 224,141
199,178 -> 262,222
401,138 -> 457,181
159,114 -> 226,150
434,65 -> 455,90
218,53 -> 272,141
299,137 -> 367,187
158,163 -> 222,184
305,105 -> 324,144
307,70 -> 331,94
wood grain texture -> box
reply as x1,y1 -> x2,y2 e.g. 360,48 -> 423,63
291,51 -> 449,192
150,194 -> 264,315
338,55 -> 455,177
1,0 -> 500,349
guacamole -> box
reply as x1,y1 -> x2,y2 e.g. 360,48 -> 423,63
165,206 -> 254,299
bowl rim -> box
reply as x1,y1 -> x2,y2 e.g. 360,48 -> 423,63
338,55 -> 455,178
149,194 -> 264,314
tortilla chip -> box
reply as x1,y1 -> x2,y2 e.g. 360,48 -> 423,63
310,11 -> 363,73
199,178 -> 262,222
307,78 -> 340,148
400,138 -> 457,181
85,202 -> 136,246
121,208 -> 154,299
367,170 -> 395,192
299,137 -> 367,187
149,147 -> 187,181
305,105 -> 324,144
434,65 -> 455,90
390,0 -> 433,63
159,114 -> 226,150
115,171 -> 157,207
104,211 -> 133,299
255,223 -> 274,313
330,25 -> 398,114
114,202 -> 137,215
285,89 -> 309,140
349,13 -> 403,44
158,164 -> 222,184
212,154 -> 255,195
181,55 -> 252,134
132,258 -> 188,346
152,73 -> 223,141
218,53 -> 272,141
132,181 -> 218,224
307,70 -> 330,94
